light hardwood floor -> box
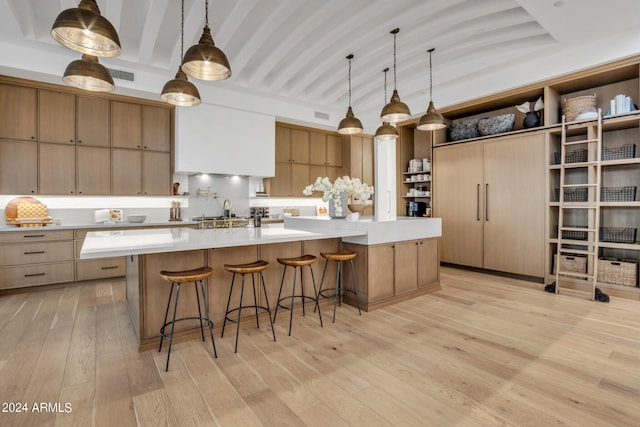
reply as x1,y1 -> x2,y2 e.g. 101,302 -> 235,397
0,267 -> 638,426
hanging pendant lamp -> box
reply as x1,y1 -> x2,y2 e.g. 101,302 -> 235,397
63,54 -> 114,92
375,68 -> 399,141
51,0 -> 121,57
380,28 -> 410,124
417,48 -> 446,131
162,0 -> 201,106
181,0 -> 231,81
337,54 -> 363,135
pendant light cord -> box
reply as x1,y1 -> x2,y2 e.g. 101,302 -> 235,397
383,67 -> 389,103
205,0 -> 209,27
348,55 -> 352,107
428,48 -> 434,101
393,31 -> 397,90
180,0 -> 184,59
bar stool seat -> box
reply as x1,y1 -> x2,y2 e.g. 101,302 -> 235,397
159,266 -> 217,371
222,260 -> 276,353
274,255 -> 323,335
316,250 -> 362,323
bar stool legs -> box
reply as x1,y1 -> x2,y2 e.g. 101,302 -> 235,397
273,255 -> 323,336
158,266 -> 217,372
316,250 -> 362,323
221,261 -> 276,353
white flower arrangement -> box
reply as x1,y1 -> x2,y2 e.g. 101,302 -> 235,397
303,176 -> 374,216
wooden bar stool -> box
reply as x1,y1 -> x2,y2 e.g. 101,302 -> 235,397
158,266 -> 217,371
315,250 -> 362,323
273,255 -> 323,335
221,260 -> 276,353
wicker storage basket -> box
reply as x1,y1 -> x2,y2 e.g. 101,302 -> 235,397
554,254 -> 587,276
562,94 -> 597,121
597,258 -> 638,287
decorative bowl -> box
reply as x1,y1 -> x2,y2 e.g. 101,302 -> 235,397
348,204 -> 366,214
127,215 -> 146,223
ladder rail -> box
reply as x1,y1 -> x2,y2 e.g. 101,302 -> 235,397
554,110 -> 602,300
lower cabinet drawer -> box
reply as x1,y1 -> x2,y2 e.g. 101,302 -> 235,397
0,262 -> 75,289
76,258 -> 126,281
0,241 -> 74,266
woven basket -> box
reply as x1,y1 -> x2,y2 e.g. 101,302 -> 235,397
554,254 -> 587,276
562,94 -> 597,121
597,258 -> 638,287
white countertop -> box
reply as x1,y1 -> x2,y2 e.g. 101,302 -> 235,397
79,223 -> 365,259
283,215 -> 441,245
0,219 -> 198,232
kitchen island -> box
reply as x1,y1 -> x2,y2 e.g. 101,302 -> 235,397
81,218 -> 441,350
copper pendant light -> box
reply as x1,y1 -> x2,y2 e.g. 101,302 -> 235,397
417,48 -> 446,131
162,0 -> 201,106
51,0 -> 121,58
337,54 -> 363,135
63,54 -> 114,92
181,0 -> 231,81
380,28 -> 410,124
375,68 -> 399,141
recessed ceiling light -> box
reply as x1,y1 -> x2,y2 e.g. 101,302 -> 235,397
553,1 -> 564,7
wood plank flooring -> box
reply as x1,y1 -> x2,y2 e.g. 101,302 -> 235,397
0,266 -> 638,426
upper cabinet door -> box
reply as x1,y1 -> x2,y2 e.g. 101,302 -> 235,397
325,135 -> 342,167
275,126 -> 292,162
39,90 -> 75,144
142,105 -> 171,152
290,129 -> 309,163
309,132 -> 327,165
0,140 -> 37,194
77,96 -> 110,147
111,101 -> 142,149
0,83 -> 37,141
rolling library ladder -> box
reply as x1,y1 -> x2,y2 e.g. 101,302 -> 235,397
555,110 -> 603,300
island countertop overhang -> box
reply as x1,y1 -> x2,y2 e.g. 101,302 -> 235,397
79,224 -> 366,259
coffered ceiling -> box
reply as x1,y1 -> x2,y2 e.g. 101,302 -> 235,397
1,0 -> 639,132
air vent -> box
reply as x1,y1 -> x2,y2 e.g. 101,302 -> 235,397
314,111 -> 330,120
106,68 -> 135,82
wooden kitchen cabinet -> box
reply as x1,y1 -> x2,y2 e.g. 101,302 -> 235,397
433,133 -> 545,277
38,89 -> 75,144
77,95 -> 110,146
309,132 -> 342,167
270,125 -> 311,196
0,83 -> 37,141
38,143 -> 76,194
112,148 -> 170,196
111,101 -> 142,149
0,140 -> 37,194
142,150 -> 171,195
77,146 -> 110,195
112,148 -> 142,195
142,105 -> 171,151
0,229 -> 74,290
343,238 -> 440,310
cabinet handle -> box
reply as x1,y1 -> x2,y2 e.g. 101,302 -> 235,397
25,272 -> 45,277
24,234 -> 45,238
101,266 -> 120,270
24,250 -> 45,255
476,184 -> 480,221
485,183 -> 489,221
70,139 -> 74,143
78,140 -> 83,144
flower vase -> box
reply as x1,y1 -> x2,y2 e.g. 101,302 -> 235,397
329,191 -> 348,218
347,203 -> 366,215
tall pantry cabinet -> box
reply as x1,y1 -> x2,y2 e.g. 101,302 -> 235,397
433,133 -> 545,277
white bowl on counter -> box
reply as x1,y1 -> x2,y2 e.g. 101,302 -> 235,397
127,215 -> 146,223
